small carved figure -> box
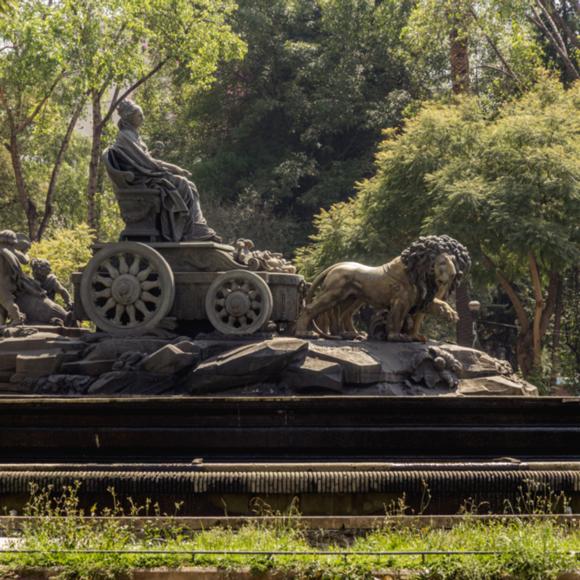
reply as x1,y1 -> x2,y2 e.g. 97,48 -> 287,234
105,99 -> 220,242
233,238 -> 296,273
408,346 -> 463,389
31,259 -> 73,310
0,230 -> 69,326
296,235 -> 471,341
233,238 -> 254,265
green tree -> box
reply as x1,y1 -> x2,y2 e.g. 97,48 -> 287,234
0,1 -> 86,240
297,77 -> 580,378
140,0 -> 414,251
402,0 -> 577,100
28,224 -> 94,293
0,0 -> 244,240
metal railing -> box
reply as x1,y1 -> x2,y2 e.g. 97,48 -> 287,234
0,548 -> 578,565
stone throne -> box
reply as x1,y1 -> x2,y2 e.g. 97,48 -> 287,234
103,149 -> 162,242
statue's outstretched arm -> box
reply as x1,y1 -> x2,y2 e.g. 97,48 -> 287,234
155,159 -> 191,178
54,280 -> 73,309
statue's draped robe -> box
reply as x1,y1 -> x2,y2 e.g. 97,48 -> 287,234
108,127 -> 217,242
0,248 -> 24,323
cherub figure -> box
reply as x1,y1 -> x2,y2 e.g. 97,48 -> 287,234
0,230 -> 69,326
31,259 -> 73,311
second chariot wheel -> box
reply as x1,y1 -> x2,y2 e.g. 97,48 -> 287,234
80,242 -> 174,335
205,270 -> 273,335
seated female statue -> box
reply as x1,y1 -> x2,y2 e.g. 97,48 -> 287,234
106,99 -> 220,242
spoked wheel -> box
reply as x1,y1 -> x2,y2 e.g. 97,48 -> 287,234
205,270 -> 273,335
80,242 -> 174,335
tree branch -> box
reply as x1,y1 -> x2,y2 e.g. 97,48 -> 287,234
37,99 -> 85,240
546,0 -> 578,50
540,271 -> 561,337
468,7 -> 522,86
536,0 -> 568,53
477,64 -> 519,80
528,252 -> 544,365
101,58 -> 169,127
529,6 -> 580,79
17,69 -> 66,132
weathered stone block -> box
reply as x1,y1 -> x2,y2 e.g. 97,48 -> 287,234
60,359 -> 115,377
140,344 -> 200,374
309,344 -> 383,384
88,371 -> 176,395
0,333 -> 84,352
185,337 -> 308,394
458,376 -> 538,397
442,344 -> 513,378
15,353 -> 62,378
82,338 -> 173,361
282,356 -> 343,392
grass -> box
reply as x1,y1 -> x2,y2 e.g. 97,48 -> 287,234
0,483 -> 577,579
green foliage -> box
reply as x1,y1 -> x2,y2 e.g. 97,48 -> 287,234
0,483 -> 579,579
298,76 -> 579,276
28,225 -> 93,290
0,0 -> 245,239
61,0 -> 245,95
402,0 -> 568,100
140,0 -> 414,249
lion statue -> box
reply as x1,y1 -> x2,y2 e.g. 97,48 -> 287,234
295,235 -> 471,341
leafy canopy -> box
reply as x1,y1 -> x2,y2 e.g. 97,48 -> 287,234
297,76 -> 580,279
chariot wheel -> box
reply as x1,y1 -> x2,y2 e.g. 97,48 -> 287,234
80,242 -> 174,335
205,270 -> 273,335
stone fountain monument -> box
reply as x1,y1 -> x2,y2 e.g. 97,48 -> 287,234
0,99 -> 568,519
0,100 -> 535,398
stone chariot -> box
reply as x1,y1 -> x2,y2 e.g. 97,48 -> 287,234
72,240 -> 304,336
72,142 -> 304,337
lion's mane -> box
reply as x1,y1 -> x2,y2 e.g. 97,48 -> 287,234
400,235 -> 471,310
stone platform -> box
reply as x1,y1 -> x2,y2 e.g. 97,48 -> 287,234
0,327 -> 536,397
0,396 -> 577,514
0,326 -> 568,515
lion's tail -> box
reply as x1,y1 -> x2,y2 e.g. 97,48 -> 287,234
305,263 -> 344,303
305,263 -> 347,340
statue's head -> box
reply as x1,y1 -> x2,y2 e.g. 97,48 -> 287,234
0,230 -> 17,248
433,253 -> 457,290
400,235 -> 471,309
31,258 -> 52,280
117,100 -> 144,130
15,233 -> 30,253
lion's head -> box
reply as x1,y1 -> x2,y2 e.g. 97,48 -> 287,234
400,235 -> 471,310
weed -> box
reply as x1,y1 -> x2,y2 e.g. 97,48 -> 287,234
0,482 -> 577,579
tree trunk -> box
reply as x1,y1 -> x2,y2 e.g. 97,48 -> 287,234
36,101 -> 84,241
516,328 -> 535,377
447,7 -> 472,343
449,21 -> 470,94
550,280 -> 563,385
8,132 -> 38,240
528,253 -> 544,369
87,91 -> 103,234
